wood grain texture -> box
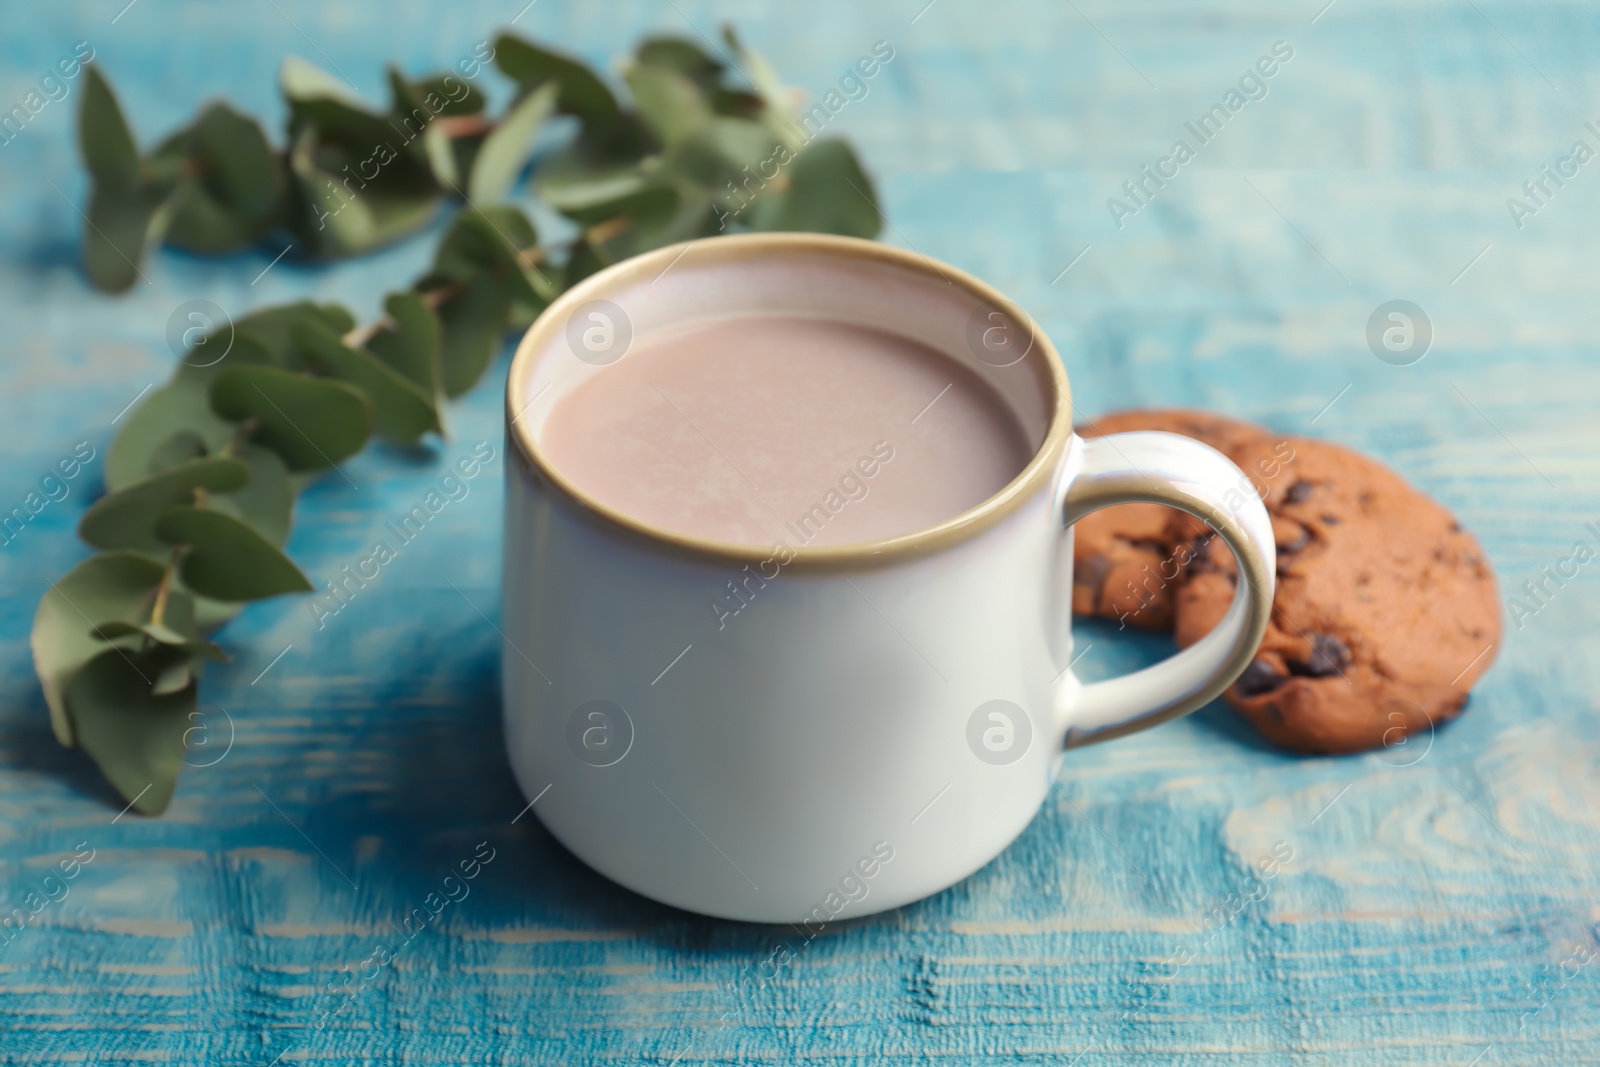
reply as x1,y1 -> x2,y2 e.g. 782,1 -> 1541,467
2,1 -> 1598,1063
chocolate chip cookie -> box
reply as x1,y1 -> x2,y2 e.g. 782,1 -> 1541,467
1072,410 -> 1268,629
1173,435 -> 1501,754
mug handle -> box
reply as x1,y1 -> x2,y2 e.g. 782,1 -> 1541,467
1054,430 -> 1277,748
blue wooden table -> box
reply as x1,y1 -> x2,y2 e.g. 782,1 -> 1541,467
3,1 -> 1597,1063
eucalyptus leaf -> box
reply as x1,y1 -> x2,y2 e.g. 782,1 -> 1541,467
534,156 -> 654,214
193,102 -> 283,223
209,364 -> 371,472
493,34 -> 621,130
564,237 -> 606,287
151,659 -> 194,697
79,456 -> 251,552
742,138 -> 881,239
164,181 -> 260,254
293,319 -> 441,443
155,506 -> 313,601
430,273 -> 515,397
389,67 -> 487,119
108,373 -> 239,490
208,443 -> 294,547
80,65 -> 139,187
722,26 -> 799,146
147,431 -> 208,472
66,645 -> 196,815
287,127 -> 442,259
84,180 -> 179,293
94,619 -> 227,662
230,302 -> 357,369
467,82 -> 558,202
280,55 -> 364,107
431,206 -> 552,305
636,37 -> 724,87
423,124 -> 460,187
364,292 -> 441,395
32,551 -> 166,747
624,63 -> 709,147
557,181 -> 679,230
166,103 -> 284,252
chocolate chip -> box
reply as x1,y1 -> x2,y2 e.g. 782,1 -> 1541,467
1320,514 -> 1340,525
1285,481 -> 1314,504
1277,524 -> 1309,555
1235,658 -> 1288,697
1184,535 -> 1217,572
1304,633 -> 1351,676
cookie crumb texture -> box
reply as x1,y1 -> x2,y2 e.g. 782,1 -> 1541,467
1072,411 -> 1502,756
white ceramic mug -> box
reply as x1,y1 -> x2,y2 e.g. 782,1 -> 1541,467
503,234 -> 1274,923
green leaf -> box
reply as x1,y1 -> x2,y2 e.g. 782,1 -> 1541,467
705,117 -> 784,171
280,55 -> 363,107
108,372 -> 241,490
636,37 -> 724,88
558,181 -> 680,230
534,156 -> 655,214
209,442 -> 294,547
209,364 -> 371,472
163,181 -> 259,254
423,123 -> 460,188
389,68 -> 487,119
293,318 -> 441,443
94,619 -> 227,663
287,129 -> 438,258
364,292 -> 440,395
32,552 -> 166,747
743,139 -> 881,239
165,103 -> 284,252
194,103 -> 282,222
468,81 -> 558,202
155,506 -> 313,601
430,274 -> 515,397
431,206 -> 553,305
624,63 -> 709,147
721,27 -> 799,146
564,237 -> 607,287
147,431 -> 208,472
66,645 -> 196,815
433,205 -> 535,279
79,66 -> 139,187
493,34 -> 621,130
84,180 -> 179,293
79,456 -> 251,551
223,302 -> 355,368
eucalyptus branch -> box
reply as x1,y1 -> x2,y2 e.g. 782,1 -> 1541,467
38,24 -> 886,816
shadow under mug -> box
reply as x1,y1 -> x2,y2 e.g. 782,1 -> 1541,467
503,233 -> 1275,923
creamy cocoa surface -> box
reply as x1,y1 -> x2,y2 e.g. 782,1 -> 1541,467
536,314 -> 1034,547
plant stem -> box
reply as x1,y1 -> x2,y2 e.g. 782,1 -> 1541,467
150,551 -> 180,629
434,114 -> 493,139
585,215 -> 632,245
